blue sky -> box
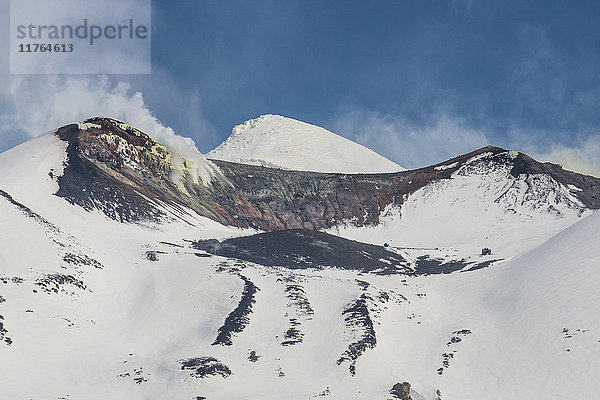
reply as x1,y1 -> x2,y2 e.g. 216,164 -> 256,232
1,0 -> 599,175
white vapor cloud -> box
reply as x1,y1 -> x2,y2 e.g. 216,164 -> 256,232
0,75 -> 219,184
331,109 -> 600,178
529,135 -> 600,178
330,110 -> 490,169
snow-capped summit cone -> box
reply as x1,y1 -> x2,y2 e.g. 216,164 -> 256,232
208,114 -> 405,173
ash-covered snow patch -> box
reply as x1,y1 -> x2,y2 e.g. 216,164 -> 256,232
413,256 -> 471,275
437,329 -> 471,375
1,276 -> 24,285
355,279 -> 407,322
277,275 -> 314,346
180,357 -> 232,379
35,273 -> 87,295
0,315 -> 12,346
63,253 -> 103,269
212,274 -> 259,346
281,319 -> 303,346
337,295 -> 377,375
0,189 -> 60,232
461,259 -> 502,272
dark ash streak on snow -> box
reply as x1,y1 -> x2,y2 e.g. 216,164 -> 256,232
212,274 -> 259,346
337,295 -> 377,375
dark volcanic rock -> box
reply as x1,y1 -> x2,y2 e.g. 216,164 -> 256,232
195,230 -> 501,276
55,121 -> 167,223
179,357 -> 231,378
52,119 -> 600,229
390,382 -> 412,400
196,229 -> 405,274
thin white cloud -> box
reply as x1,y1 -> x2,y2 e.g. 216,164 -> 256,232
331,109 -> 600,178
529,135 -> 600,178
329,110 -> 490,169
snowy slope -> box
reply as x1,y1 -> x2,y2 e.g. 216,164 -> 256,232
1,122 -> 599,400
436,210 -> 600,399
329,149 -> 591,262
208,114 -> 405,173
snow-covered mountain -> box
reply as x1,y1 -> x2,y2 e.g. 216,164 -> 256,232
208,114 -> 405,173
1,117 -> 599,399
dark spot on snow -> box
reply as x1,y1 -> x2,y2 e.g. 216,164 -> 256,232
180,357 -> 231,378
356,279 -> 370,291
281,325 -> 302,346
562,327 -> 589,339
456,329 -> 471,335
248,350 -> 260,362
212,274 -> 259,346
193,239 -> 223,254
441,352 -> 454,368
11,277 -> 24,285
448,336 -> 462,345
118,366 -> 149,384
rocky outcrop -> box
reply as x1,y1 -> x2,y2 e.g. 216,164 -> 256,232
54,118 -> 600,230
390,382 -> 412,400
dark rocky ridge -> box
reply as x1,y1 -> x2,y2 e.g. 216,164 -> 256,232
194,230 -> 489,276
196,229 -> 405,274
54,117 -> 600,230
